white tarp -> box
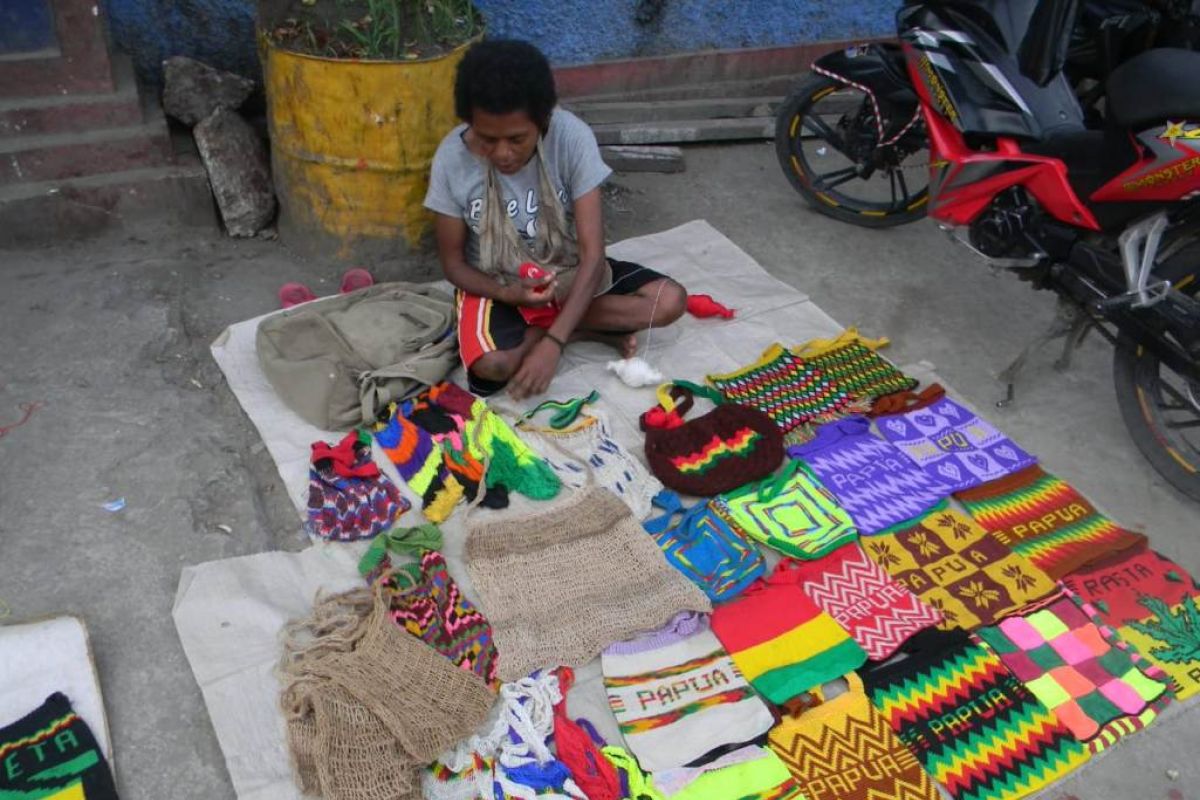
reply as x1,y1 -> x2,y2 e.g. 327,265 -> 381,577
181,220 -> 921,798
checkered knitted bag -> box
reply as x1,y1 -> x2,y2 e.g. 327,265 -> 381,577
640,382 -> 783,497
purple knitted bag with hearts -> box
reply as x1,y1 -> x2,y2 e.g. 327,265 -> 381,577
871,384 -> 1036,492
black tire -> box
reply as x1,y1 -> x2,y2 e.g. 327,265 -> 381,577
774,73 -> 929,229
1112,252 -> 1200,502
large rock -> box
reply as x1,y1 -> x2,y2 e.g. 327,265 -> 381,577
162,56 -> 255,127
194,108 -> 276,237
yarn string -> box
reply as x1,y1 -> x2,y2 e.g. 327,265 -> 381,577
639,278 -> 669,358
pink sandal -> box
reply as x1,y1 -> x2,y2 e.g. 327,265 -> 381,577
279,282 -> 318,308
340,268 -> 374,294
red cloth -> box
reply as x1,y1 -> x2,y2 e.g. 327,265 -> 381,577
518,262 -> 562,329
553,668 -> 621,800
687,294 -> 736,319
310,431 -> 380,479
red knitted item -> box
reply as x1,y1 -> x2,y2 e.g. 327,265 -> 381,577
554,668 -> 621,800
641,384 -> 783,497
687,294 -> 736,319
311,431 -> 381,479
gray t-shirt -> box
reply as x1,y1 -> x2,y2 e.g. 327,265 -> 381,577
423,107 -> 612,268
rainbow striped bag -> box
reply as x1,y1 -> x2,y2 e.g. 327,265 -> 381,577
640,382 -> 783,497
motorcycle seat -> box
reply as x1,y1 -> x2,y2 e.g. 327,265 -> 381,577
1107,48 -> 1200,130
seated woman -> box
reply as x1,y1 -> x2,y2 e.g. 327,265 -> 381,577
424,39 -> 686,399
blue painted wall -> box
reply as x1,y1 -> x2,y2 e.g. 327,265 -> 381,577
474,0 -> 894,65
102,0 -> 259,87
1,0 -> 59,54
102,0 -> 894,87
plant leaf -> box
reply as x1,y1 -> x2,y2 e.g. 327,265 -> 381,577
1130,594 -> 1200,664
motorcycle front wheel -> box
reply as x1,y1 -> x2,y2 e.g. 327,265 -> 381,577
775,73 -> 930,228
1112,254 -> 1200,503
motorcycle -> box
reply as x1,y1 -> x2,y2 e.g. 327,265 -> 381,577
774,0 -> 1200,501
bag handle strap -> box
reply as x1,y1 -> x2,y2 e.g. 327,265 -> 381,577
517,390 -> 600,430
641,380 -> 725,430
871,383 -> 944,416
642,490 -> 686,535
358,522 -> 444,578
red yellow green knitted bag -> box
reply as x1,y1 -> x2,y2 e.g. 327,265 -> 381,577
640,382 -> 784,497
861,627 -> 1089,800
956,466 -> 1146,579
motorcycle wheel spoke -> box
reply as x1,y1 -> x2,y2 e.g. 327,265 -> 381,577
896,169 -> 911,205
1155,379 -> 1191,409
1166,417 -> 1200,430
815,167 -> 859,190
801,114 -> 845,153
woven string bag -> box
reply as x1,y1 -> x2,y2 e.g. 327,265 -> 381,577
279,581 -> 496,799
465,408 -> 712,682
640,381 -> 783,497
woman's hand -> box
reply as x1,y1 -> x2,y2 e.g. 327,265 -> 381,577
509,337 -> 561,399
502,274 -> 558,307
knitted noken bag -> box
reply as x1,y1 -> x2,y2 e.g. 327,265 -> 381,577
861,503 -> 1058,630
956,465 -> 1146,579
520,407 -> 662,520
872,384 -> 1037,492
711,459 -> 857,560
861,627 -> 1088,800
794,328 -> 918,404
601,611 -> 775,772
1063,546 -> 1200,701
307,430 -> 410,541
974,596 -> 1167,742
709,569 -> 867,703
779,547 -> 942,661
0,692 -> 118,800
640,382 -> 783,497
787,416 -> 951,535
643,490 -> 765,602
768,673 -> 941,800
706,343 -> 859,436
280,584 -> 495,800
466,485 -> 712,682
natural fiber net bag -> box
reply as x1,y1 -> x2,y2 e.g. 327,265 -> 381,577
466,484 -> 712,682
639,382 -> 783,497
280,583 -> 495,800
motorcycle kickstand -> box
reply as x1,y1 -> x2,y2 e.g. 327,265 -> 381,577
995,300 -> 1090,408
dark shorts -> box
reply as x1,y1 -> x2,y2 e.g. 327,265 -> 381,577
457,258 -> 667,394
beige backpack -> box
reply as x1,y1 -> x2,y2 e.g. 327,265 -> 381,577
256,283 -> 458,430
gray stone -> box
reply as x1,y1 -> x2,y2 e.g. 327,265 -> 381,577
162,56 -> 255,127
600,145 -> 685,173
194,108 -> 275,237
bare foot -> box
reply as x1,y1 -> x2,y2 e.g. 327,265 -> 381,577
573,330 -> 639,358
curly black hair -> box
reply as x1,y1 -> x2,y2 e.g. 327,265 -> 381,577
454,39 -> 558,132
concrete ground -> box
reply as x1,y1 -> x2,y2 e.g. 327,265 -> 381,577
1,141 -> 1196,799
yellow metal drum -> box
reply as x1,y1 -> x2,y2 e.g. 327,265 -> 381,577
262,37 -> 472,262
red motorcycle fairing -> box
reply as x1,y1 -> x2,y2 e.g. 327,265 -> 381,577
1091,122 -> 1200,202
904,44 -> 1102,231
